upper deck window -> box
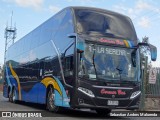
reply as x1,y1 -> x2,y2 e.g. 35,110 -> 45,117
75,9 -> 137,41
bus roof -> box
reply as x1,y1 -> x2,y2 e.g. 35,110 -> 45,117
69,6 -> 130,19
9,6 -> 135,49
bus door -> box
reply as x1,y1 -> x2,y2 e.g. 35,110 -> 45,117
63,43 -> 75,106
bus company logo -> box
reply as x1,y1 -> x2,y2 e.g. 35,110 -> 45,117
100,89 -> 126,95
99,38 -> 125,46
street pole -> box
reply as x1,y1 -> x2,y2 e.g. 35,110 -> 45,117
139,56 -> 148,111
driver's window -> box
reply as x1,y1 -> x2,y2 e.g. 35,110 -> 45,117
64,43 -> 74,86
65,55 -> 73,76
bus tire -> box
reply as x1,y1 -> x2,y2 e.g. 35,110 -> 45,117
46,87 -> 60,112
8,88 -> 12,102
10,88 -> 17,103
95,109 -> 111,116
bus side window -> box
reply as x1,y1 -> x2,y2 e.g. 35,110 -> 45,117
63,42 -> 74,86
65,56 -> 73,77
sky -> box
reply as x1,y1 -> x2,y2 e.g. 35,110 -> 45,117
0,0 -> 160,67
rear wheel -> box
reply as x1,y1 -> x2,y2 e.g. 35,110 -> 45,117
9,93 -> 12,102
8,90 -> 12,102
10,88 -> 17,103
46,87 -> 60,112
95,109 -> 111,116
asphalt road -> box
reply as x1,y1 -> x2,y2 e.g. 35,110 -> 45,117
0,92 -> 159,120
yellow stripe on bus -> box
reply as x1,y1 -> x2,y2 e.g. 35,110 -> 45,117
41,77 -> 62,96
9,63 -> 22,100
123,40 -> 129,47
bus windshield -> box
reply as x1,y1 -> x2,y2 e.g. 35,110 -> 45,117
78,43 -> 138,81
75,9 -> 137,41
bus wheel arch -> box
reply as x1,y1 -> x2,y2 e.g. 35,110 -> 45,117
46,84 -> 60,112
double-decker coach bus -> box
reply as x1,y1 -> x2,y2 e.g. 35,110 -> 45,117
3,7 -> 157,115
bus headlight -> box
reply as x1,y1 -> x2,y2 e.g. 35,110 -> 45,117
78,87 -> 95,97
130,91 -> 141,99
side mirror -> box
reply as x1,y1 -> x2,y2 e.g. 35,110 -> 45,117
68,33 -> 85,53
149,44 -> 157,61
77,41 -> 84,53
138,43 -> 157,61
67,33 -> 77,38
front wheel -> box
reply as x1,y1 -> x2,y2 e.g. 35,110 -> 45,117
95,109 -> 111,116
46,87 -> 60,112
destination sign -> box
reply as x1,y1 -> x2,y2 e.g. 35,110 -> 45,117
88,45 -> 129,56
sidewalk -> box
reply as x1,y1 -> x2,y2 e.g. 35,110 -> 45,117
145,97 -> 160,111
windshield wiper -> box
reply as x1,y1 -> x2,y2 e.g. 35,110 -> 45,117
92,45 -> 98,79
116,67 -> 123,81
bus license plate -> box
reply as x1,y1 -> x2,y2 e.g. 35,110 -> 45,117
107,100 -> 119,106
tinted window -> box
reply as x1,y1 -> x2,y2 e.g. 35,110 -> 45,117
23,33 -> 32,52
39,10 -> 67,45
20,40 -> 24,55
54,9 -> 74,53
64,44 -> 74,77
65,43 -> 74,56
11,44 -> 17,58
44,57 -> 61,77
75,9 -> 137,41
19,52 -> 30,65
30,27 -> 41,49
37,41 -> 55,60
12,56 -> 19,67
29,49 -> 38,62
15,40 -> 24,56
51,10 -> 67,37
39,22 -> 52,45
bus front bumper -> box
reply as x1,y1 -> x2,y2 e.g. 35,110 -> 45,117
74,92 -> 140,110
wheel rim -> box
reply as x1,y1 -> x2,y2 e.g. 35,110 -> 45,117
49,89 -> 55,109
13,89 -> 16,102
